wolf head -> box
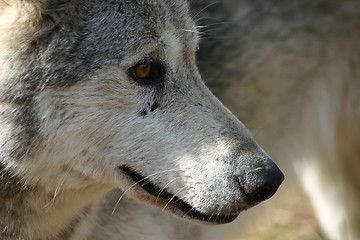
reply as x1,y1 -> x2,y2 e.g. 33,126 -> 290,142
0,0 -> 283,224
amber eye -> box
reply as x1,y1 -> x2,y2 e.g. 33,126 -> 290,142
129,60 -> 165,86
133,63 -> 151,79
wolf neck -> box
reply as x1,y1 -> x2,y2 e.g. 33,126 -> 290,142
0,163 -> 112,240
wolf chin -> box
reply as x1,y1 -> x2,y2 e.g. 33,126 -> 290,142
0,1 -> 283,239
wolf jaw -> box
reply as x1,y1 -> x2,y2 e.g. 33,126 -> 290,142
118,165 -> 241,224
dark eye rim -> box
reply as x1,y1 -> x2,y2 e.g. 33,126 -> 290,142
128,59 -> 165,87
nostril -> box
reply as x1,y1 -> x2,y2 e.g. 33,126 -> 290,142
239,166 -> 284,204
252,187 -> 271,200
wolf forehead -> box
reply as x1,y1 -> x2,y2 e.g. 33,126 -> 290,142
2,0 -> 196,91
34,0 -> 196,86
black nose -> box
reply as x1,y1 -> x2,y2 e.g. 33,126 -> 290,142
239,165 -> 284,204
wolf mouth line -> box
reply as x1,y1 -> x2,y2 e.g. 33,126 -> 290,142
119,165 -> 240,224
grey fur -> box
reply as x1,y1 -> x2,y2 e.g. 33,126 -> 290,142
0,0 -> 283,239
86,1 -> 360,239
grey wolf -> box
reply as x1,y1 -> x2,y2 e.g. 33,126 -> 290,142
191,0 -> 360,240
91,1 -> 360,239
0,0 -> 283,239
80,1 -> 360,239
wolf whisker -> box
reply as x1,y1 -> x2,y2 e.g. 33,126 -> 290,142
112,168 -> 180,214
162,187 -> 186,212
155,177 -> 180,203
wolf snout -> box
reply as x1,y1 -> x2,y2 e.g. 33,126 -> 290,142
239,164 -> 284,205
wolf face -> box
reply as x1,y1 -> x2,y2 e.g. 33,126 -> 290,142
1,0 -> 283,225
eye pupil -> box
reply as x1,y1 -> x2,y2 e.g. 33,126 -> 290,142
129,60 -> 165,86
134,63 -> 151,79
